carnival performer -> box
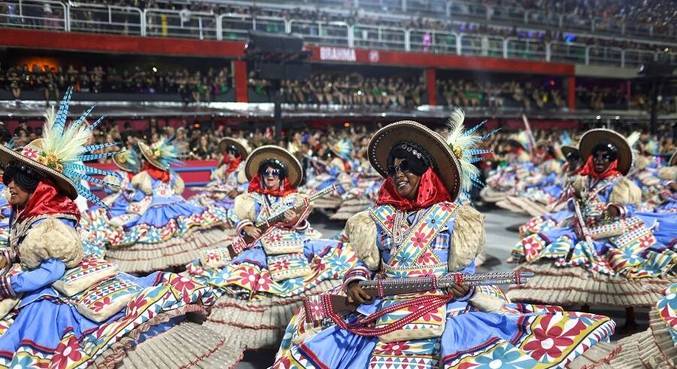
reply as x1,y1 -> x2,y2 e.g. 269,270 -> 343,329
509,129 -> 676,325
79,147 -> 142,259
304,139 -> 354,213
191,137 -> 249,209
189,145 -> 358,354
103,138 -> 233,273
273,111 -> 615,369
0,90 -> 236,368
517,143 -> 583,239
480,131 -> 533,205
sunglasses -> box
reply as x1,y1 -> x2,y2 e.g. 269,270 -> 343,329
565,152 -> 580,161
387,160 -> 412,176
593,151 -> 614,161
263,168 -> 281,177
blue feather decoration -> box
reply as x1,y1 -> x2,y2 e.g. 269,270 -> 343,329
83,142 -> 118,153
53,87 -> 73,137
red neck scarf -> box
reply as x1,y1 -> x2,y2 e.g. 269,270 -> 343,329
578,156 -> 622,180
247,175 -> 296,197
143,163 -> 170,183
223,157 -> 242,175
376,168 -> 452,211
125,171 -> 134,181
14,180 -> 80,223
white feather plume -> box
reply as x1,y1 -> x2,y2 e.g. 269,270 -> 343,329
444,108 -> 491,198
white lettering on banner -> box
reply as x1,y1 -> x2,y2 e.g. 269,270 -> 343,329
319,47 -> 357,62
368,50 -> 380,63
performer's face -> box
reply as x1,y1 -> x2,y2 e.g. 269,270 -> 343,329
566,152 -> 581,172
261,166 -> 281,190
389,158 -> 421,200
592,149 -> 613,173
7,180 -> 30,208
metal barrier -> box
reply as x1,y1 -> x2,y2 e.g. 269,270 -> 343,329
549,42 -> 587,64
144,9 -> 217,40
623,49 -> 657,68
0,0 -> 66,31
219,14 -> 285,41
353,24 -> 406,50
0,0 -> 672,69
410,30 -> 457,54
587,46 -> 624,67
505,38 -> 546,60
68,3 -> 142,35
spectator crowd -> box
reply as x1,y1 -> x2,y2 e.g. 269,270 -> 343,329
0,64 -> 231,103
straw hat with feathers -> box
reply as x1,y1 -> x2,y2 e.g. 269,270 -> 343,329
218,138 -> 250,159
138,137 -> 181,171
113,148 -> 140,173
0,88 -> 118,205
368,109 -> 491,202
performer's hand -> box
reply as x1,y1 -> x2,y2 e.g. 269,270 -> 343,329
346,281 -> 372,304
0,257 -> 7,270
227,189 -> 239,198
283,210 -> 299,225
448,284 -> 470,298
605,205 -> 620,218
243,225 -> 262,239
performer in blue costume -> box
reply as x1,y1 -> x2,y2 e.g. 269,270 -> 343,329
510,129 -> 675,325
191,145 -> 358,353
104,138 -> 234,273
191,137 -> 249,209
273,111 -> 615,369
80,148 -> 142,258
0,90 -> 234,368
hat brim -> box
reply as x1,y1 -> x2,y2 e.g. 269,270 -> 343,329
670,152 -> 677,166
579,129 -> 633,175
245,145 -> 303,188
368,120 -> 461,201
138,141 -> 169,171
0,145 -> 77,199
561,145 -> 579,158
218,138 -> 249,158
113,152 -> 137,173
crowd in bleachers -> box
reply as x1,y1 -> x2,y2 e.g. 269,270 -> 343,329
3,113 -> 675,165
1,0 -> 673,56
0,64 -> 231,103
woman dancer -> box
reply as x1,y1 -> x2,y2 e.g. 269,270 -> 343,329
273,112 -> 615,369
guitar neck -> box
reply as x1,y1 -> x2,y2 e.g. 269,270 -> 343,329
358,271 -> 533,297
254,185 -> 335,228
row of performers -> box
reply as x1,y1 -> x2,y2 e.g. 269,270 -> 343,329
0,92 -> 672,368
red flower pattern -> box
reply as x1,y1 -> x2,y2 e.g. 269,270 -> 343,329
126,295 -> 149,317
92,296 -> 112,312
379,342 -> 410,355
523,315 -> 584,360
171,276 -> 196,293
50,334 -> 82,369
410,231 -> 427,248
639,234 -> 654,248
257,272 -> 272,291
239,267 -> 258,287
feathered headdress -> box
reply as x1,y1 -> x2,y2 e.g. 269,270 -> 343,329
444,108 -> 493,200
113,147 -> 140,173
331,139 -> 353,161
0,87 -> 118,206
138,137 -> 181,171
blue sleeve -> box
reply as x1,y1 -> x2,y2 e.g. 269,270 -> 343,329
10,259 -> 66,293
127,189 -> 146,202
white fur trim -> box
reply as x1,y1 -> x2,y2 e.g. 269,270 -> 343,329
449,204 -> 485,271
19,217 -> 83,269
233,193 -> 257,223
131,172 -> 153,195
344,211 -> 379,270
609,177 -> 642,206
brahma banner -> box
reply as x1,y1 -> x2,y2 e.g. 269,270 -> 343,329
319,46 -> 357,62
